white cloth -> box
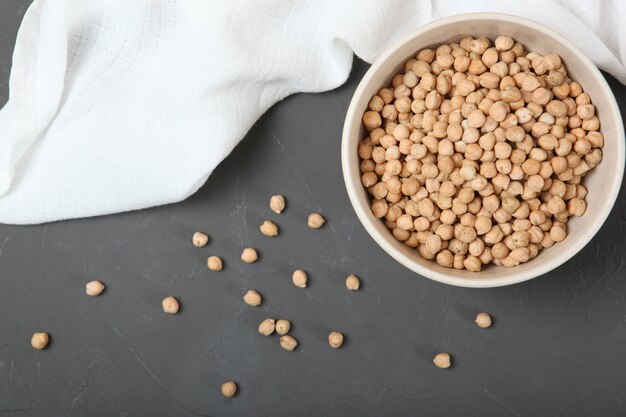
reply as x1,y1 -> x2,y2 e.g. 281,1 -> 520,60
1,0 -> 624,224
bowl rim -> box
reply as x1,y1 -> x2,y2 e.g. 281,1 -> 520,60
341,12 -> 625,288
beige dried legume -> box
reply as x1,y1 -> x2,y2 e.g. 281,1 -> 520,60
192,231 -> 209,247
276,319 -> 291,335
243,290 -> 262,306
31,332 -> 49,350
280,335 -> 298,351
221,381 -> 237,398
433,352 -> 452,369
162,296 -> 180,314
475,312 -> 492,328
270,195 -> 286,214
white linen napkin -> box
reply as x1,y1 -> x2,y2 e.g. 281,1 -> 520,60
0,0 -> 624,224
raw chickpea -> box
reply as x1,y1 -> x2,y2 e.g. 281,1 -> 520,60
436,224 -> 455,240
260,220 -> 279,237
258,319 -> 276,336
276,320 -> 291,335
484,226 -> 504,245
469,239 -> 485,257
221,381 -> 237,398
567,198 -> 586,216
457,226 -> 478,244
292,269 -> 308,288
363,111 -> 381,130
369,96 -> 384,112
85,280 -> 105,296
280,335 -> 298,351
491,242 -> 509,259
192,232 -> 209,247
345,274 -> 361,291
547,196 -> 566,214
474,216 -> 492,235
436,250 -> 454,267
162,296 -> 180,314
371,200 -> 388,218
510,247 -> 530,263
307,213 -> 326,229
433,352 -> 452,369
328,331 -> 344,349
243,290 -> 262,306
270,195 -> 286,214
464,256 -> 482,271
31,332 -> 50,350
208,256 -> 223,271
241,248 -> 258,263
475,312 -> 492,328
511,231 -> 530,247
550,225 -> 567,242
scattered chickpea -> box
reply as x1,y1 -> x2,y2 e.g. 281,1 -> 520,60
240,247 -> 258,263
270,195 -> 286,214
260,220 -> 279,237
280,335 -> 298,351
328,331 -> 344,349
207,256 -> 223,271
221,381 -> 237,398
292,269 -> 308,288
433,352 -> 451,369
31,332 -> 49,350
345,274 -> 361,291
243,290 -> 262,306
162,296 -> 180,314
258,318 -> 275,336
475,312 -> 492,328
85,280 -> 105,296
307,213 -> 326,229
275,319 -> 291,335
192,231 -> 209,247
358,35 -> 603,271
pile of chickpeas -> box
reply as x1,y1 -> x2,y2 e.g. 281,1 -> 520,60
359,35 -> 603,271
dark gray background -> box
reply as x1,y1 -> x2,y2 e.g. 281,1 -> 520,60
1,1 -> 626,416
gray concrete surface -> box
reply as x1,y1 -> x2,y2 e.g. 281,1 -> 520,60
1,1 -> 626,416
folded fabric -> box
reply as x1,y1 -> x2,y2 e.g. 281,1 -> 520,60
0,0 -> 624,224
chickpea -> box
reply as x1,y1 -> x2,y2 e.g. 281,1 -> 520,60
260,220 -> 279,237
475,312 -> 492,328
162,296 -> 180,314
345,274 -> 361,291
433,352 -> 452,369
568,198 -> 587,216
328,331 -> 344,349
221,381 -> 237,398
31,332 -> 50,350
258,319 -> 276,336
207,256 -> 223,271
276,320 -> 291,335
292,269 -> 308,288
307,213 -> 326,229
243,290 -> 262,306
270,195 -> 286,214
192,231 -> 209,247
280,335 -> 298,351
241,248 -> 258,263
85,280 -> 105,296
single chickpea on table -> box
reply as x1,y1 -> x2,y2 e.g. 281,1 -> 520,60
359,35 -> 604,271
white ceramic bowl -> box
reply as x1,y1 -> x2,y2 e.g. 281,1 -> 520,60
342,13 -> 625,288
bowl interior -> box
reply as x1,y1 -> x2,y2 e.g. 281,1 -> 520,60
342,14 -> 625,287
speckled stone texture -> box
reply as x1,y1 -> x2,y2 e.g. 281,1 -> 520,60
1,2 -> 626,416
